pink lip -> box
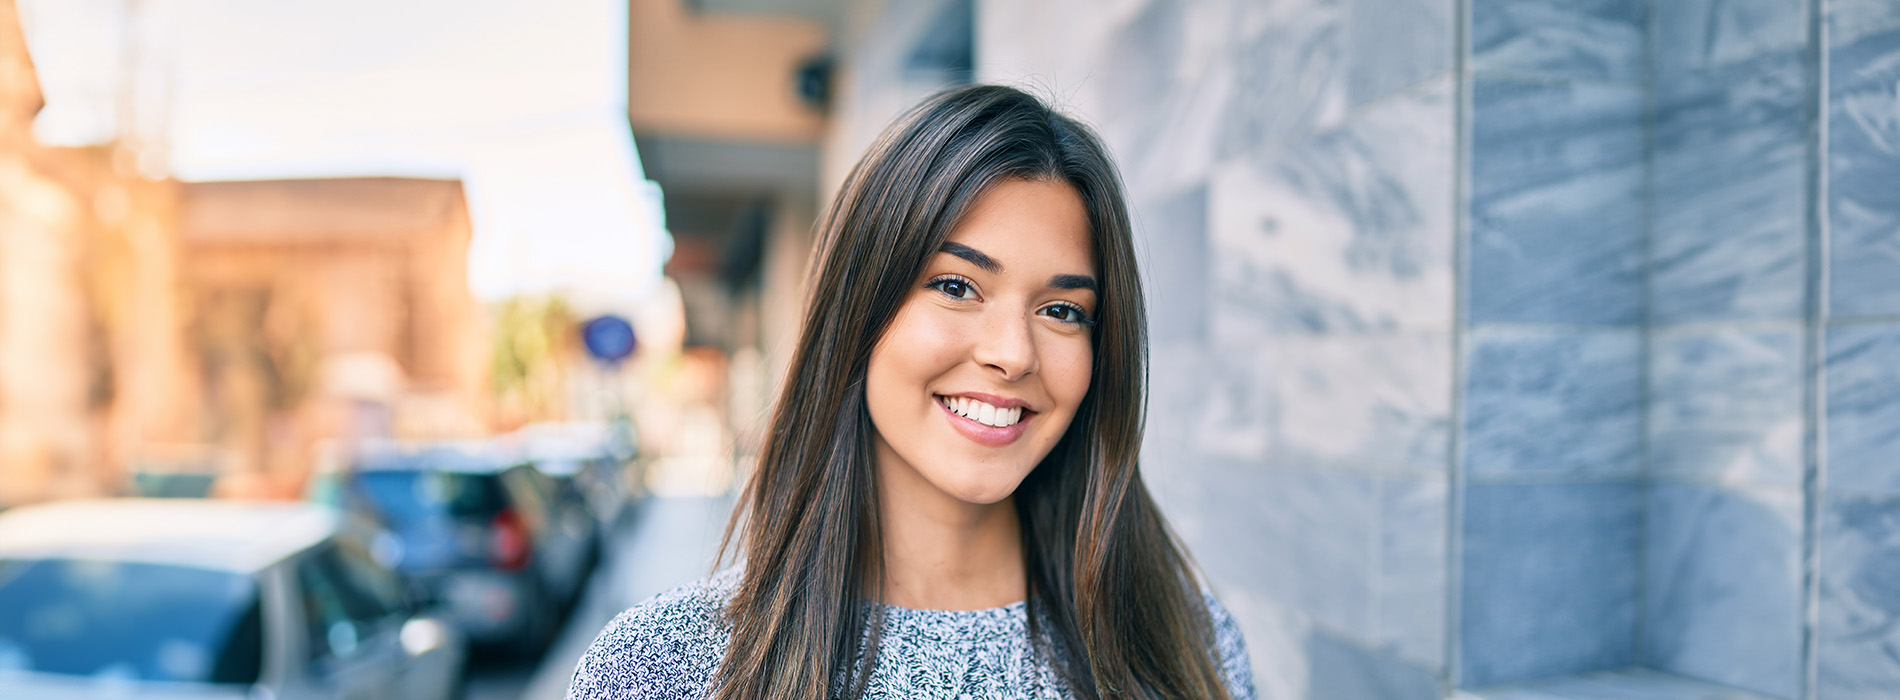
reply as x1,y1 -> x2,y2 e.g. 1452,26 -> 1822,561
935,395 -> 1031,447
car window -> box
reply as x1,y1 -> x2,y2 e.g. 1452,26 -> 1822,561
295,543 -> 403,662
499,466 -> 553,532
349,470 -> 505,525
0,558 -> 262,685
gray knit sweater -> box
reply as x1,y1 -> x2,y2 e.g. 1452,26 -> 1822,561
565,568 -> 1256,699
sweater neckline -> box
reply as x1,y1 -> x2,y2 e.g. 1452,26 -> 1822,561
874,599 -> 1029,644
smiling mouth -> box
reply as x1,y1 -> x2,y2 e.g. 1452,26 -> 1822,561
935,395 -> 1027,428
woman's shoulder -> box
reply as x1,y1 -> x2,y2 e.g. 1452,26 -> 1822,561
564,568 -> 742,700
1201,588 -> 1257,700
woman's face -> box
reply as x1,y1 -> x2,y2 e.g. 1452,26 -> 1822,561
865,178 -> 1097,506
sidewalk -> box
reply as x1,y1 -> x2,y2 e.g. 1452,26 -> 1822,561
518,494 -> 737,700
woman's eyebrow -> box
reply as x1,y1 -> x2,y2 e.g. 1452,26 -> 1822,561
939,241 -> 1001,273
1048,274 -> 1098,292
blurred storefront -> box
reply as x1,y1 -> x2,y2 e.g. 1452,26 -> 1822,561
175,177 -> 489,497
0,0 -> 194,506
3,0 -> 671,507
2,1 -> 497,504
623,0 -> 832,486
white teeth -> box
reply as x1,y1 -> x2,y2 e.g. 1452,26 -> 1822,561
939,396 -> 1024,428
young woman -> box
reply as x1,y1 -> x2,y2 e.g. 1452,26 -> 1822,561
566,84 -> 1254,700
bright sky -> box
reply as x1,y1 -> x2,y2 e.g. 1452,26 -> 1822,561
16,0 -> 671,306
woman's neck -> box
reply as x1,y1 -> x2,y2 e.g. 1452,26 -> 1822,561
875,458 -> 1027,611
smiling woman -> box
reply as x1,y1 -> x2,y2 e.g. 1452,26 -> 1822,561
566,85 -> 1255,700
865,178 -> 1098,511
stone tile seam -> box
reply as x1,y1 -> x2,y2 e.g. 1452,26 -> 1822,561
1341,70 -> 1463,115
1827,492 -> 1900,505
1649,319 -> 1811,334
1634,0 -> 1661,667
1467,69 -> 1649,88
1211,325 -> 1461,340
1645,473 -> 1809,498
1462,322 -> 1647,333
1465,473 -> 1651,486
1797,0 -> 1830,696
1446,0 -> 1476,690
1822,313 -> 1900,327
1208,460 -> 1447,482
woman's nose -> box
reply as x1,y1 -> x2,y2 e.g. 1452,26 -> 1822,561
971,308 -> 1037,381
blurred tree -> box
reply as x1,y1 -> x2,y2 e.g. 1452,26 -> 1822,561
490,295 -> 576,428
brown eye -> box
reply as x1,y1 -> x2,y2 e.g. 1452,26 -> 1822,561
1040,303 -> 1096,327
928,276 -> 975,300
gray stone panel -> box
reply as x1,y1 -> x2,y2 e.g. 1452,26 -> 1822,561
1217,0 -> 1348,161
1198,332 -> 1452,473
1649,326 -> 1804,488
1460,481 -> 1642,686
1344,0 -> 1453,106
1818,496 -> 1900,699
1376,474 -> 1448,666
1826,323 -> 1900,496
1649,0 -> 1809,324
1643,482 -> 1803,699
1196,461 -> 1378,642
1464,327 -> 1644,478
1469,77 -> 1646,325
1827,19 -> 1900,319
1307,630 -> 1441,700
1471,0 -> 1647,82
1470,667 -> 1785,699
1210,78 -> 1455,338
1136,184 -> 1209,343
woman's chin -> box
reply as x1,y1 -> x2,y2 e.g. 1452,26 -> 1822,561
929,471 -> 1031,506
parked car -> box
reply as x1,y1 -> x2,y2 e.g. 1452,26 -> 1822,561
508,421 -> 640,555
331,441 -> 592,655
0,499 -> 465,700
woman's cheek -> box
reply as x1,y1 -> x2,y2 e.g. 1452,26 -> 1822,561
1044,337 -> 1093,412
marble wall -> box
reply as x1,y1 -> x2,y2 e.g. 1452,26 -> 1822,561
1641,0 -> 1810,698
1821,4 -> 1900,697
1459,0 -> 1648,687
982,1 -> 1456,698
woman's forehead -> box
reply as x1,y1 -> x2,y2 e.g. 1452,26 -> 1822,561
940,179 -> 1095,274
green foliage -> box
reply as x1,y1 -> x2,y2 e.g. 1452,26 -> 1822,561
489,295 -> 575,422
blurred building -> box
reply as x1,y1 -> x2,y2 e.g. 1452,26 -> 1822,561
0,0 -> 195,507
176,177 -> 488,495
625,0 -> 834,470
2,0 -> 491,503
639,0 -> 1900,699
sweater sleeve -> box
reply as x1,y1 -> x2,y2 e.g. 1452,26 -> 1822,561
565,582 -> 726,700
1204,591 -> 1257,700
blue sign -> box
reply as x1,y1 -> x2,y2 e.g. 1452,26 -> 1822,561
581,315 -> 637,364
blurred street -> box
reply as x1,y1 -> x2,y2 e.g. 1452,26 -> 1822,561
464,495 -> 732,700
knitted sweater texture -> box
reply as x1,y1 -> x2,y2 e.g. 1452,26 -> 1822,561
565,568 -> 1256,700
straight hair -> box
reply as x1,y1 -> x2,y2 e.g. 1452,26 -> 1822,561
711,84 -> 1231,700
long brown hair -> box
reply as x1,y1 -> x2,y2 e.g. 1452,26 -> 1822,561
712,84 -> 1230,700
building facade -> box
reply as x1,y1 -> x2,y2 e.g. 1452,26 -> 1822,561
0,0 -> 195,506
177,177 -> 488,495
